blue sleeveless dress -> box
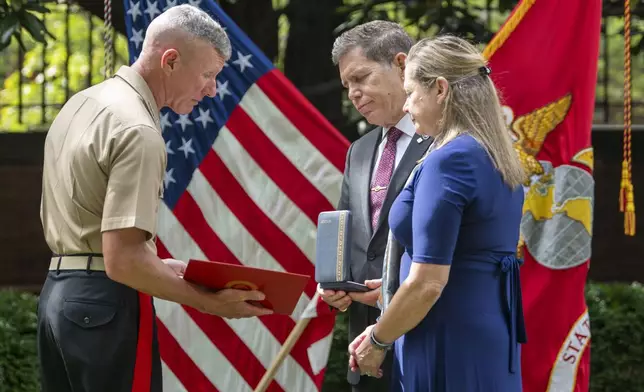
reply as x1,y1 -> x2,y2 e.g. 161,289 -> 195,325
387,134 -> 526,391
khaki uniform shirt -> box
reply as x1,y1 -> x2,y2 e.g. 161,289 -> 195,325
40,66 -> 166,256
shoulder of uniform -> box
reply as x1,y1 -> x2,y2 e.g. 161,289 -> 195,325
79,81 -> 159,132
101,125 -> 165,167
112,124 -> 163,144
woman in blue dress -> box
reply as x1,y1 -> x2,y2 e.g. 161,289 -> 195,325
348,35 -> 528,391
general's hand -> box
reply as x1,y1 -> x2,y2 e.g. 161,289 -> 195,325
317,283 -> 351,311
163,258 -> 187,277
348,324 -> 384,378
348,279 -> 382,307
198,288 -> 274,319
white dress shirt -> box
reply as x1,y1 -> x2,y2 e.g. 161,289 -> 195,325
370,113 -> 416,186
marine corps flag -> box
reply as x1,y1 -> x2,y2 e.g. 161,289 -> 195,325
483,0 -> 601,391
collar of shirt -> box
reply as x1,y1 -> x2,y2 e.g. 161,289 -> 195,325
114,65 -> 161,130
381,113 -> 416,140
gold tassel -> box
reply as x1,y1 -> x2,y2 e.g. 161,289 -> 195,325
621,0 -> 635,235
620,160 -> 629,212
625,183 -> 636,236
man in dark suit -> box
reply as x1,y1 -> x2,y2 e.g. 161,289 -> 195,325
317,21 -> 432,391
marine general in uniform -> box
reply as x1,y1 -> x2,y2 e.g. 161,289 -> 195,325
37,5 -> 272,392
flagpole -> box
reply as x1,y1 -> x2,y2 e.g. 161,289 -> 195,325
253,293 -> 318,392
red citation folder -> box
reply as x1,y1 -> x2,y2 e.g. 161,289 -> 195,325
183,259 -> 311,315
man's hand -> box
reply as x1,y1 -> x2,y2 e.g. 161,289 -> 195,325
198,288 -> 274,319
102,228 -> 270,317
163,258 -> 187,277
317,283 -> 351,311
348,279 -> 382,307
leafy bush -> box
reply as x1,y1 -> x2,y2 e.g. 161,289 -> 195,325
322,281 -> 644,392
586,282 -> 644,392
2,282 -> 644,392
0,289 -> 39,392
321,310 -> 350,392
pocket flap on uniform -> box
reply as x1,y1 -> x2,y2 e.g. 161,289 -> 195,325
63,299 -> 117,329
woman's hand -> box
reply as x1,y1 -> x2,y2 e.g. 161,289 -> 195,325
348,279 -> 382,307
348,324 -> 385,378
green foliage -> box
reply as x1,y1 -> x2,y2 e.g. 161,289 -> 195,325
596,16 -> 644,124
326,0 -> 644,132
2,0 -> 644,132
0,289 -> 39,392
335,0 -> 518,43
0,0 -> 54,51
1,282 -> 644,391
0,2 -> 129,132
587,282 -> 644,392
322,281 -> 644,392
321,311 -> 351,392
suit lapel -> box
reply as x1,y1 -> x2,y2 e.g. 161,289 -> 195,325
357,128 -> 383,238
371,133 -> 433,238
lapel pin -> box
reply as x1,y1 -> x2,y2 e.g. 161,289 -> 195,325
417,137 -> 423,143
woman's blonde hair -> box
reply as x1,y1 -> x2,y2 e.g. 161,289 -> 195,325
407,35 -> 526,189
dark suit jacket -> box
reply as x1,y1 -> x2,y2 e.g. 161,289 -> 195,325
337,125 -> 432,389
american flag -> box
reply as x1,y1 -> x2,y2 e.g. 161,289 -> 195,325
123,0 -> 350,390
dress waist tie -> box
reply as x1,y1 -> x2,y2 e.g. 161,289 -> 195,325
500,254 -> 528,374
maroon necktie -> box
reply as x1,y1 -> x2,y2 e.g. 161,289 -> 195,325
370,127 -> 403,230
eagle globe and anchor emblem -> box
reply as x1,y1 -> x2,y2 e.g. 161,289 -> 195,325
503,94 -> 594,270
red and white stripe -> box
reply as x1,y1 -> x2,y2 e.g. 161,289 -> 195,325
154,69 -> 349,391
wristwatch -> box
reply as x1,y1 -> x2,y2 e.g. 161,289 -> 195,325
369,328 -> 393,351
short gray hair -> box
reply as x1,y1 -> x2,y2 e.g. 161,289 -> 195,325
331,20 -> 413,65
151,4 -> 231,60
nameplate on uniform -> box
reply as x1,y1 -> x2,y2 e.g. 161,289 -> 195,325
315,210 -> 368,292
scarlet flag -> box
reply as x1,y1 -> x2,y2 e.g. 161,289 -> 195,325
483,0 -> 601,391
